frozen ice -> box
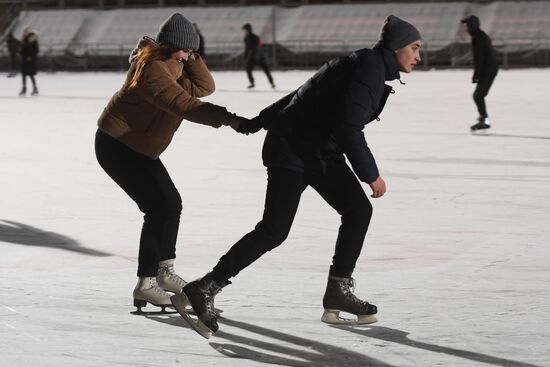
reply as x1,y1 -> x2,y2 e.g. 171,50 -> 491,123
0,68 -> 549,366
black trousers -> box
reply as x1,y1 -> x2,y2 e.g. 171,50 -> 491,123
21,74 -> 36,89
473,72 -> 497,118
95,130 -> 182,276
211,161 -> 373,282
246,57 -> 274,85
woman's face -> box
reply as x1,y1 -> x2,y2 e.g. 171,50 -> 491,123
394,40 -> 422,73
171,49 -> 194,63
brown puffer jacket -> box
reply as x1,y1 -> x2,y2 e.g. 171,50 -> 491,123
98,44 -> 233,159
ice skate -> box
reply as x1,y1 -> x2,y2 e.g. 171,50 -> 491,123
470,117 -> 491,133
31,86 -> 39,96
270,81 -> 276,89
157,259 -> 187,294
132,276 -> 175,314
172,273 -> 229,339
247,83 -> 255,89
321,276 -> 378,325
182,277 -> 227,318
19,86 -> 26,96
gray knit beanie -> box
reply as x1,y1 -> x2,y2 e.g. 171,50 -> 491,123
377,15 -> 421,51
156,13 -> 199,51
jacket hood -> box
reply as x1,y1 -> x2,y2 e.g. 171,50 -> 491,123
461,15 -> 480,34
23,32 -> 38,43
128,36 -> 158,63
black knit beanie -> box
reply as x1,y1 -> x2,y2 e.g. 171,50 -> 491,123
156,13 -> 199,51
377,15 -> 421,51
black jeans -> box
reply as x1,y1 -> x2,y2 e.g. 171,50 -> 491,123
473,72 -> 497,118
211,161 -> 373,282
246,57 -> 274,85
95,130 -> 182,276
21,74 -> 36,89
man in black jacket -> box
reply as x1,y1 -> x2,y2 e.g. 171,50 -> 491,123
172,15 -> 422,338
6,32 -> 20,77
242,23 -> 275,89
462,16 -> 498,132
193,23 -> 205,59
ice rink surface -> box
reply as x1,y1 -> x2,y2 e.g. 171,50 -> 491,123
1,68 -> 549,367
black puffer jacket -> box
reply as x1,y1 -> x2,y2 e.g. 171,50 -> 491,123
244,33 -> 265,63
20,32 -> 39,76
463,16 -> 498,80
259,46 -> 399,183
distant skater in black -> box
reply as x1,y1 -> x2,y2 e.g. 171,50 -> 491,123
462,16 -> 498,132
193,23 -> 205,59
6,32 -> 20,78
19,27 -> 39,96
242,23 -> 275,89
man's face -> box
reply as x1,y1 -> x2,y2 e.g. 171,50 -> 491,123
395,40 -> 422,73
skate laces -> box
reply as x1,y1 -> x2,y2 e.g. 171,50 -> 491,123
346,278 -> 357,293
204,283 -> 223,317
341,278 -> 363,304
160,265 -> 186,286
204,288 -> 218,317
148,277 -> 169,296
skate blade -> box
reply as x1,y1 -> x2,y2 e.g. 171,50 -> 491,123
187,307 -> 224,317
132,299 -> 175,315
170,294 -> 213,339
321,309 -> 378,325
170,293 -> 190,309
471,128 -> 490,135
131,309 -> 178,316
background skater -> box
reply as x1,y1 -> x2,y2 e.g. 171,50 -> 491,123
19,27 -> 39,96
242,23 -> 275,89
6,32 -> 20,78
462,15 -> 498,132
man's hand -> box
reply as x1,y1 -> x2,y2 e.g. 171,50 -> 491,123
237,116 -> 262,135
226,114 -> 250,132
227,115 -> 262,135
368,176 -> 386,198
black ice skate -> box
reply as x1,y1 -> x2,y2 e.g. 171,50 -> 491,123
321,276 -> 378,325
470,117 -> 491,133
171,273 -> 229,339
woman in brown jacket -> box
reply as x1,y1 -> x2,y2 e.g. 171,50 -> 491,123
95,13 -> 249,313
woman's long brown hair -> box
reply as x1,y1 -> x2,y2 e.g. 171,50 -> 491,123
127,44 -> 172,90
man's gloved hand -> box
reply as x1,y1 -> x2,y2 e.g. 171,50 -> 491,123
472,76 -> 478,83
225,114 -> 262,135
224,113 -> 247,130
